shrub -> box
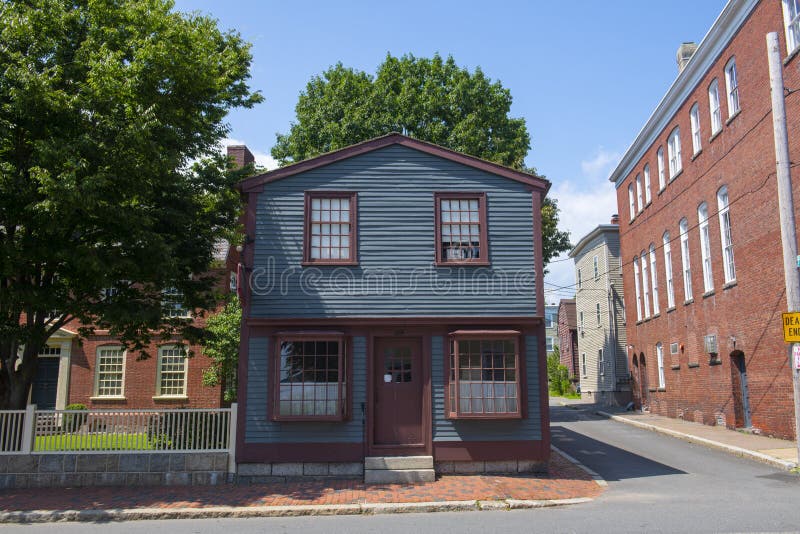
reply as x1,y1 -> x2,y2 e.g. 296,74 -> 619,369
63,404 -> 88,432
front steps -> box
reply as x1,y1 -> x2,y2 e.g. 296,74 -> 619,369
364,456 -> 435,484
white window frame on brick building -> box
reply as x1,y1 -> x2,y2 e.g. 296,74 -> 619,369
628,184 -> 636,221
667,127 -> 682,179
679,218 -> 693,301
663,231 -> 675,308
641,252 -> 651,318
657,147 -> 666,191
656,342 -> 665,388
635,174 -> 644,213
155,345 -> 188,398
633,257 -> 642,322
649,243 -> 659,315
724,57 -> 740,118
717,186 -> 736,284
93,346 -> 126,399
644,164 -> 652,205
690,103 -> 702,155
708,79 -> 722,135
698,202 -> 714,293
784,0 -> 800,54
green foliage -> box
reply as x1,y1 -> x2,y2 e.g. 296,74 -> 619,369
547,349 -> 573,397
63,404 -> 87,432
272,53 -> 571,268
200,297 -> 241,402
0,0 -> 262,408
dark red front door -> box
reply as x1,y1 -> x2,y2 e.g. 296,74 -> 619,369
373,337 -> 424,452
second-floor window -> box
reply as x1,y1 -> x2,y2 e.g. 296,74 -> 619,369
633,258 -> 642,322
163,287 -> 191,319
785,0 -> 800,54
641,252 -> 651,318
435,193 -> 488,265
717,186 -> 736,284
635,175 -> 644,213
304,192 -> 357,264
698,202 -> 714,293
657,147 -> 666,191
709,79 -> 722,135
628,184 -> 636,221
725,58 -> 740,117
596,303 -> 601,326
593,255 -> 599,280
663,231 -> 675,308
649,243 -> 660,315
690,103 -> 702,155
668,127 -> 682,178
644,164 -> 652,204
680,218 -> 693,301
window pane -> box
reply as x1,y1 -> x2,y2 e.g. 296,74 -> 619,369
278,339 -> 341,417
449,337 -> 518,416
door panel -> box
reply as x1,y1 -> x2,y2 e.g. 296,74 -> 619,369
373,337 -> 423,449
31,357 -> 60,410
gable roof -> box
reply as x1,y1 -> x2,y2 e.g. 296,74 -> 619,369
568,224 -> 619,259
238,133 -> 550,194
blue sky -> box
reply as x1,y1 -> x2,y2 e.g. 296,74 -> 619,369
174,0 -> 727,300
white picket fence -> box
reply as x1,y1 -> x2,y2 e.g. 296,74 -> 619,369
0,404 -> 237,455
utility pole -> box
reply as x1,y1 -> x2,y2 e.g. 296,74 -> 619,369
766,32 -> 800,461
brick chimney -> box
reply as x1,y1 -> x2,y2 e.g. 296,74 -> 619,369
227,145 -> 255,169
676,42 -> 698,73
611,214 -> 620,225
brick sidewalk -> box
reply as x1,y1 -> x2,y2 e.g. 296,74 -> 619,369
0,451 -> 602,513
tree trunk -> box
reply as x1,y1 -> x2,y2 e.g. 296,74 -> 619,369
0,342 -> 40,410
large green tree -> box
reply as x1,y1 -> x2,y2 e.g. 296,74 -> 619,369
272,53 -> 570,267
0,0 -> 262,409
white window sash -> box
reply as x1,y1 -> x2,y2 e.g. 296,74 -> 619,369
663,235 -> 675,308
709,81 -> 722,134
633,261 -> 642,322
657,148 -> 666,190
680,221 -> 693,301
644,165 -> 652,204
641,254 -> 651,318
785,0 -> 800,53
650,247 -> 660,315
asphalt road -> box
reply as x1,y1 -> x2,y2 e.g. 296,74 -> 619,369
7,404 -> 800,533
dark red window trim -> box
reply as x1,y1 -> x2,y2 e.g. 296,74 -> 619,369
302,191 -> 358,266
445,331 -> 523,420
433,192 -> 490,266
271,333 -> 349,422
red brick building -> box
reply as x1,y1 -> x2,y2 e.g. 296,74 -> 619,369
609,0 -> 800,439
557,299 -> 578,378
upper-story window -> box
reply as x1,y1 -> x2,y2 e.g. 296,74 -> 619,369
725,58 -> 740,118
657,147 -> 666,191
635,175 -> 643,213
679,218 -> 693,301
577,268 -> 582,289
94,346 -> 125,398
784,0 -> 800,54
633,257 -> 643,322
649,243 -> 660,315
593,255 -> 599,280
717,186 -> 736,284
667,127 -> 682,178
628,184 -> 636,221
596,302 -> 601,325
690,103 -> 702,155
709,79 -> 722,135
643,164 -> 652,204
698,202 -> 714,293
435,193 -> 489,265
163,287 -> 191,319
579,311 -> 585,333
304,192 -> 357,265
663,231 -> 675,308
641,252 -> 651,319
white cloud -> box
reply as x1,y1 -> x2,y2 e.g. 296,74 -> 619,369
220,137 -> 279,170
543,147 -> 622,304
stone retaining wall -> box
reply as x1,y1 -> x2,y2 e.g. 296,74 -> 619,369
435,459 -> 547,475
0,452 -> 229,489
237,462 -> 363,484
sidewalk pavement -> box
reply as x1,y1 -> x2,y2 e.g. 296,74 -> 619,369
0,449 -> 604,523
554,396 -> 798,471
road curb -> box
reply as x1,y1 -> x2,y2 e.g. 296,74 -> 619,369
551,444 -> 608,487
0,496 -> 596,523
596,411 -> 798,471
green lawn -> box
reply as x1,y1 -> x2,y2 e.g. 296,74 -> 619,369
34,432 -> 153,451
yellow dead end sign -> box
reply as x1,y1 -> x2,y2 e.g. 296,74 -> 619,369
782,312 -> 800,342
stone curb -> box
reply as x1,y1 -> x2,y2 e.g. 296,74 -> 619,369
596,410 -> 798,471
551,445 -> 608,487
0,497 -> 596,523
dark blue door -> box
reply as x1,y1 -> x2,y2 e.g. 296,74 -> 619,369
31,358 -> 60,409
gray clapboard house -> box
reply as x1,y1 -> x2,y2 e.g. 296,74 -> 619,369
235,133 -> 551,482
